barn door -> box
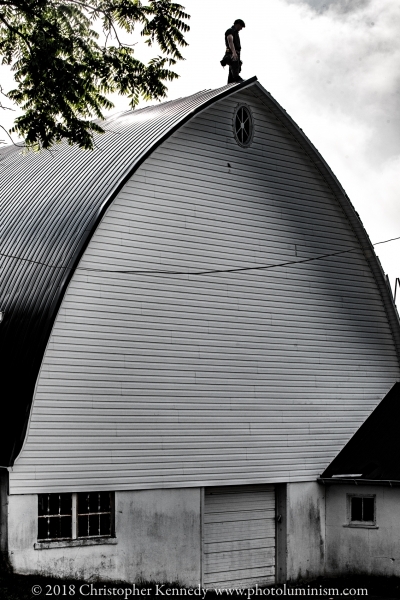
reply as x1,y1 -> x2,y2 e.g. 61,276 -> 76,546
203,485 -> 275,589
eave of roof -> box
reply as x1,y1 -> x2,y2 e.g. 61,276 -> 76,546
1,76 -> 399,467
318,478 -> 400,487
320,382 -> 400,481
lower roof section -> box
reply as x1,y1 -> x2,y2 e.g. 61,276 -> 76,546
321,382 -> 400,481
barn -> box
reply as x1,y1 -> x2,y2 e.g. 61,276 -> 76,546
1,77 -> 399,587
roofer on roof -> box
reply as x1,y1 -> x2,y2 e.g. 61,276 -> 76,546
221,19 -> 246,84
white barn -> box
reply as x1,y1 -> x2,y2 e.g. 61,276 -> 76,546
1,77 -> 399,587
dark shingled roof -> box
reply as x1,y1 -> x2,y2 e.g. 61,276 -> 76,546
321,382 -> 400,481
1,76 -> 400,467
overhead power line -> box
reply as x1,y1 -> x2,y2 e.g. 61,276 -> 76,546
0,234 -> 399,277
373,235 -> 400,246
77,248 -> 358,276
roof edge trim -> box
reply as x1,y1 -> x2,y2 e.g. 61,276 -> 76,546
318,478 -> 400,487
251,81 -> 400,363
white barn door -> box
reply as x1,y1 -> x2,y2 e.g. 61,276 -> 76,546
203,485 -> 276,588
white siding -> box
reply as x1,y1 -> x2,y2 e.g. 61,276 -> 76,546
10,89 -> 400,493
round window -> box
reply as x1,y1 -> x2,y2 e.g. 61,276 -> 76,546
234,105 -> 253,147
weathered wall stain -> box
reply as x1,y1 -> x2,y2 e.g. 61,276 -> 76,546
325,484 -> 400,578
7,489 -> 201,586
286,482 -> 326,582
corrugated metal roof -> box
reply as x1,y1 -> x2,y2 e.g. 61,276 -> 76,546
1,76 -> 399,466
320,382 -> 400,481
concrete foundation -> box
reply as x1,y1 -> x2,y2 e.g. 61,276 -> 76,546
325,484 -> 400,578
9,481 -> 400,585
8,488 -> 201,586
286,482 -> 326,582
0,470 -> 9,569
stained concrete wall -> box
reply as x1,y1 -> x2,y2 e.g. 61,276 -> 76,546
8,488 -> 201,586
0,470 -> 8,568
326,484 -> 400,577
286,482 -> 326,582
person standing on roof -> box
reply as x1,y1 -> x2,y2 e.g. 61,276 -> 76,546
222,19 -> 246,84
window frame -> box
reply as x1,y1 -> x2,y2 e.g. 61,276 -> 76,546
76,491 -> 115,539
36,491 -> 115,547
346,493 -> 377,528
37,492 -> 73,542
233,104 -> 254,148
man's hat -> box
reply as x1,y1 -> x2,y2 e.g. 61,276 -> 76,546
234,19 -> 246,27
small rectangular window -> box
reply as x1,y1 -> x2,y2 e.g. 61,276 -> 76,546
38,492 -> 114,541
38,494 -> 72,541
348,495 -> 375,525
77,492 -> 113,538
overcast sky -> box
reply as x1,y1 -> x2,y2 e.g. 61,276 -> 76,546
1,0 -> 399,297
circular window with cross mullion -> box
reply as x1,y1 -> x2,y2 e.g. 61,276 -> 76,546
234,105 -> 253,147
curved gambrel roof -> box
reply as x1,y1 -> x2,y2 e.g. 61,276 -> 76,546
1,77 -> 399,466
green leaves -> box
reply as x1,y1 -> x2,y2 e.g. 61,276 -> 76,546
0,0 -> 189,149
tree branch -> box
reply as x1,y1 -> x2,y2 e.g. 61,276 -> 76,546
0,12 -> 33,49
0,124 -> 25,146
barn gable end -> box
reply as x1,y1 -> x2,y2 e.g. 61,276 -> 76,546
9,85 -> 400,494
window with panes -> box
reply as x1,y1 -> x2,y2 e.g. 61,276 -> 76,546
233,105 -> 253,147
348,494 -> 376,525
38,492 -> 114,541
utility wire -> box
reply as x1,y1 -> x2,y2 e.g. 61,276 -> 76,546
373,235 -> 400,246
0,234 -> 399,277
77,248 -> 358,276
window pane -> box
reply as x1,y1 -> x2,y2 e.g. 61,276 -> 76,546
38,517 -> 50,540
48,494 -> 60,516
59,494 -> 72,516
363,497 -> 375,522
78,492 -> 104,514
78,514 -> 90,537
351,497 -> 363,521
100,513 -> 111,536
77,492 -> 89,514
90,493 -> 100,513
234,106 -> 252,146
38,516 -> 72,540
89,514 -> 100,537
38,495 -> 48,517
59,516 -> 72,539
99,492 -> 111,513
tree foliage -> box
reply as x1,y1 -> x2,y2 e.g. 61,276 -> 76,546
0,0 -> 190,148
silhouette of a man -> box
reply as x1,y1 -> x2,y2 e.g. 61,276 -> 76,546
223,19 -> 245,84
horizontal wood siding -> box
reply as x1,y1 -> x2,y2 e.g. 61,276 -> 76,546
203,485 -> 275,588
10,89 -> 400,493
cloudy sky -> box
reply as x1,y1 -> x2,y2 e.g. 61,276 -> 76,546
1,0 -> 399,297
